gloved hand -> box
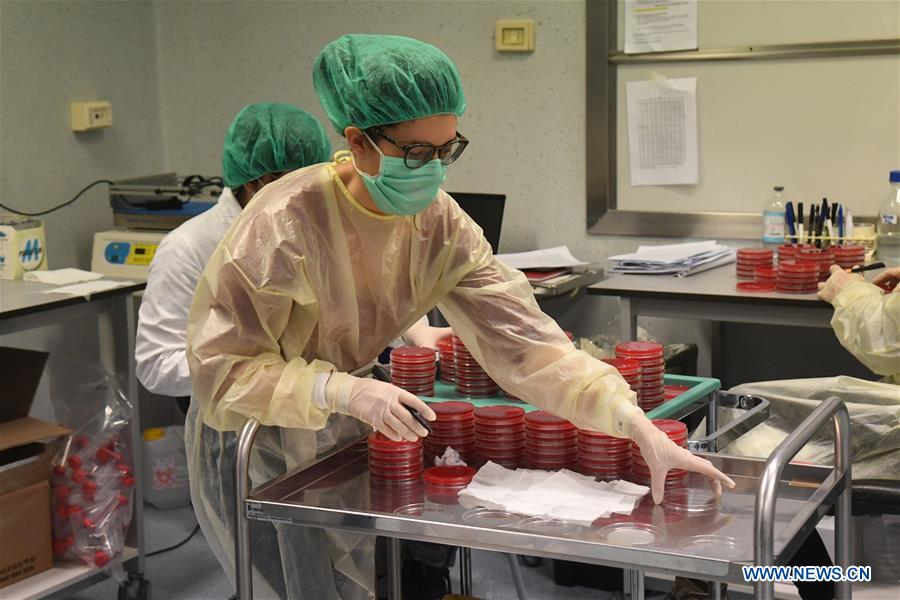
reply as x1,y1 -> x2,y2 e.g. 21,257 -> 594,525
630,412 -> 736,504
325,374 -> 436,442
403,318 -> 453,350
817,265 -> 865,304
872,265 -> 900,293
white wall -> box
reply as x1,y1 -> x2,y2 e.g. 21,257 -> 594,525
0,0 -> 166,269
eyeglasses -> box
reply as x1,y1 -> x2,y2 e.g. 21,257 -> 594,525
370,128 -> 469,169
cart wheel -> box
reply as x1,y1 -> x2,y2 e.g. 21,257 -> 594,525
118,572 -> 151,600
518,555 -> 542,567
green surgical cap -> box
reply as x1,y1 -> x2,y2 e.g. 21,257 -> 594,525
313,34 -> 466,135
221,103 -> 332,189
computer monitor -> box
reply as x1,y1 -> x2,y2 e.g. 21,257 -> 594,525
447,192 -> 506,254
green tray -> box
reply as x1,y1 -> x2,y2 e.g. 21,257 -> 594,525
420,374 -> 720,419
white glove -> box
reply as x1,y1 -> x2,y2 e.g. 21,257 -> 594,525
872,265 -> 900,293
403,318 -> 453,350
630,412 -> 736,504
817,265 -> 865,304
325,373 -> 436,442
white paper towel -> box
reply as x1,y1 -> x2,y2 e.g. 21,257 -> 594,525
459,462 -> 649,525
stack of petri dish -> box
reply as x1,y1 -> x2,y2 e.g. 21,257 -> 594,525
577,429 -> 631,481
452,335 -> 499,397
423,465 -> 476,504
834,245 -> 866,270
436,336 -> 454,384
615,342 -> 665,411
736,248 -> 774,280
368,433 -> 424,484
601,358 -> 642,398
776,260 -> 820,294
630,420 -> 688,488
390,346 -> 436,396
474,405 -> 525,469
525,411 -> 577,471
796,246 -> 835,281
754,266 -> 777,287
778,244 -> 797,263
425,401 -> 476,465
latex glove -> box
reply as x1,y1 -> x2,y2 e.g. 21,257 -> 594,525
872,266 -> 900,293
630,412 -> 736,504
403,318 -> 453,350
326,374 -> 436,442
817,265 -> 864,304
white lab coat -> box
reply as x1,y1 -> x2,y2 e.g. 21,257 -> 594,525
135,188 -> 243,396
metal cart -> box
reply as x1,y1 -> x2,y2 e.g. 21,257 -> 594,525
233,394 -> 850,600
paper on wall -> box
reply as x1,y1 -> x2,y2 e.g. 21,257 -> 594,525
625,0 -> 698,55
627,77 -> 698,186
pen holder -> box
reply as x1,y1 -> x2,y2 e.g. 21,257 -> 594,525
783,233 -> 877,261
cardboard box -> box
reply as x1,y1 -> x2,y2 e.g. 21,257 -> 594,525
0,348 -> 70,589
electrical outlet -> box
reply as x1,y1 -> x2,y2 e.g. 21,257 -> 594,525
71,101 -> 113,132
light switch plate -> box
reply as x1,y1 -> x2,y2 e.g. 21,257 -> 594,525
496,19 -> 534,52
71,101 -> 113,132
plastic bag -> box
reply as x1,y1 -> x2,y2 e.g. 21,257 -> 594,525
46,357 -> 134,584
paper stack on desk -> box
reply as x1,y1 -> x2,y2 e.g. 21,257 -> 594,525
608,240 -> 735,277
458,462 -> 649,524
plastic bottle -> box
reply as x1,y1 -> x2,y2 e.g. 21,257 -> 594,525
876,170 -> 900,262
762,186 -> 786,247
141,426 -> 191,509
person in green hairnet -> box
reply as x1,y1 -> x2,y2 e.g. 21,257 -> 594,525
186,35 -> 734,599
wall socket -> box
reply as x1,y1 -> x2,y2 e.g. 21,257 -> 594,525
71,101 -> 113,131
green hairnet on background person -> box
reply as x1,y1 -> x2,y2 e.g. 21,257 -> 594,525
221,102 -> 333,189
313,33 -> 466,134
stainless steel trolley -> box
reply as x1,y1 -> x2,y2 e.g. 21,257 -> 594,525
234,394 -> 851,600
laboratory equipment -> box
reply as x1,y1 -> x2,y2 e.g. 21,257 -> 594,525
776,260 -> 819,294
762,186 -> 786,246
577,429 -> 631,481
735,248 -> 773,280
616,342 -> 665,411
436,336 -> 454,383
389,346 -> 437,397
524,411 -> 577,470
0,216 -> 47,279
140,426 -> 190,510
834,245 -> 867,269
426,401 -> 476,465
424,466 -> 476,504
368,433 -> 423,484
474,406 -> 525,469
452,335 -> 498,398
108,173 -> 220,231
876,170 -> 900,261
90,229 -> 165,280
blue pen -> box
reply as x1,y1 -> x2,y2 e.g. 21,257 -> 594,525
838,205 -> 844,238
785,201 -> 797,242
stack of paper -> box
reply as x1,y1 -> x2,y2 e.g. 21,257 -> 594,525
496,246 -> 589,270
458,462 -> 649,524
608,241 -> 735,277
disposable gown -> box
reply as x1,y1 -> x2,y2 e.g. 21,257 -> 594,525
185,162 -> 639,598
829,280 -> 900,384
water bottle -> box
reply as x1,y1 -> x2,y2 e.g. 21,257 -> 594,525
877,170 -> 900,262
875,171 -> 900,263
762,186 -> 786,247
141,426 -> 191,509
